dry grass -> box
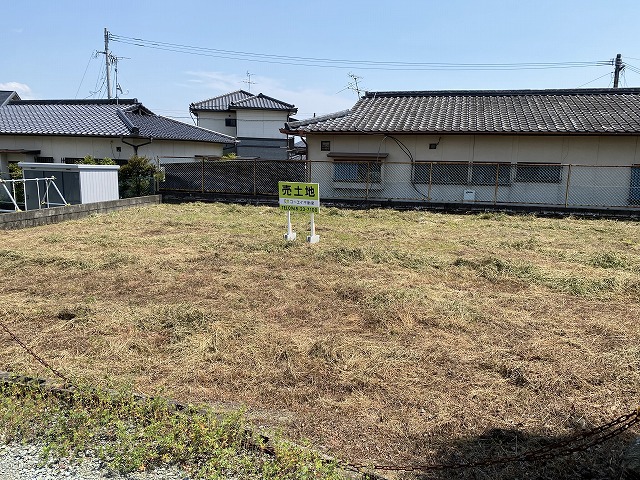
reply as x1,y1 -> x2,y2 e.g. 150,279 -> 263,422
1,203 -> 639,479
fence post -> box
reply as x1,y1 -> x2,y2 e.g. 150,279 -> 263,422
155,157 -> 160,194
427,162 -> 433,203
366,161 -> 370,205
494,162 -> 500,205
201,158 -> 205,193
253,158 -> 257,196
564,164 -> 573,207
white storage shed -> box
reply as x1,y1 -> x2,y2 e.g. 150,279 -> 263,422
18,162 -> 120,210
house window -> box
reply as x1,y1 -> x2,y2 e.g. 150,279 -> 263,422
321,141 -> 331,151
35,157 -> 54,163
63,158 -> 83,164
515,163 -> 563,183
334,161 -> 381,183
429,162 -> 469,185
470,163 -> 512,185
225,118 -> 237,127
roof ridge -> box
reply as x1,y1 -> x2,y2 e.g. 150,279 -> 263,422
364,88 -> 640,98
191,90 -> 253,106
245,92 -> 295,109
9,99 -> 139,105
117,109 -> 139,135
286,109 -> 351,128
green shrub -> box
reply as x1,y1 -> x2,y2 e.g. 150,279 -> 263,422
8,163 -> 24,205
119,155 -> 159,198
81,155 -> 116,165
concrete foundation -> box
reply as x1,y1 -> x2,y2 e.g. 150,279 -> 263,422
0,195 -> 161,230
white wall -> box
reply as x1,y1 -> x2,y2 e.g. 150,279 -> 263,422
0,135 -> 223,163
306,134 -> 640,165
304,133 -> 640,208
235,110 -> 289,139
194,112 -> 237,138
196,109 -> 289,141
79,168 -> 120,203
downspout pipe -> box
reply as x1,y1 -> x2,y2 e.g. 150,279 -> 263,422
121,137 -> 153,156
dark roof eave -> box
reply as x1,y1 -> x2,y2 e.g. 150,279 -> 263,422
293,130 -> 640,136
230,105 -> 296,112
0,132 -> 230,143
364,87 -> 640,98
280,127 -> 300,135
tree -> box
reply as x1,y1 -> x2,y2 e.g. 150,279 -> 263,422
118,155 -> 159,198
8,163 -> 24,204
81,155 -> 115,165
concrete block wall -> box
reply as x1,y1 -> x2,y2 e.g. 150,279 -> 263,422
0,195 -> 161,230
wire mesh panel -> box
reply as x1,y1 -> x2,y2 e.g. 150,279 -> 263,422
160,159 -> 203,192
566,165 -> 634,208
203,160 -> 254,194
254,160 -> 306,195
158,156 -> 640,210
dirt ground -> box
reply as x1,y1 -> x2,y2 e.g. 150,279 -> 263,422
0,203 -> 638,479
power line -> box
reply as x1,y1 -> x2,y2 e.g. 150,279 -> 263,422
109,32 -> 611,72
577,72 -> 613,88
75,51 -> 96,99
625,63 -> 640,75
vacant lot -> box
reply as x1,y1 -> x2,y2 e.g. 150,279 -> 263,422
0,203 -> 638,479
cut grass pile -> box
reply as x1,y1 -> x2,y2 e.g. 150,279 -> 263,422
0,203 -> 639,479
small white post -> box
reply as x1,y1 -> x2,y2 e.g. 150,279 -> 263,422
307,212 -> 320,243
283,210 -> 296,241
44,179 -> 51,208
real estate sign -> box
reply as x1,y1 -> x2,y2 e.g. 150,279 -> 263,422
278,181 -> 320,213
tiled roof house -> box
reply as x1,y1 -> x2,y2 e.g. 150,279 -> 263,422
282,88 -> 640,209
190,90 -> 297,159
0,96 -> 235,176
285,89 -> 640,135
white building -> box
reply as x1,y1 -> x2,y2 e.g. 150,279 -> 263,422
282,89 -> 640,210
0,94 -> 236,178
190,90 -> 297,160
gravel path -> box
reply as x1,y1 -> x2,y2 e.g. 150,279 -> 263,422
0,442 -> 193,480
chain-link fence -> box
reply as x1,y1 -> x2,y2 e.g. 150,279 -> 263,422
157,157 -> 640,210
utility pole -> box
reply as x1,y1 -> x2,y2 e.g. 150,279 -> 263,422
613,53 -> 624,88
102,28 -> 113,99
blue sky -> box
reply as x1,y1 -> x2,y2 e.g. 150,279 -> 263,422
2,0 -> 640,122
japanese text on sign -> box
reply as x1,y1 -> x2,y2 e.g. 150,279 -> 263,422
278,181 -> 320,213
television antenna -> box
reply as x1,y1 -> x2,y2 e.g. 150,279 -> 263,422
243,71 -> 257,92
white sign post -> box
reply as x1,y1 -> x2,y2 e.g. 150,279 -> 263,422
308,212 -> 319,243
284,210 -> 296,241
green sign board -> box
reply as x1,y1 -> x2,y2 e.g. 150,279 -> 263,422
278,181 -> 320,213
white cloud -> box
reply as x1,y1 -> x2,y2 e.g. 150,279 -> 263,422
0,82 -> 35,99
186,71 -> 355,120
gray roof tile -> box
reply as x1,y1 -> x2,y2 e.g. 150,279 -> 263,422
0,99 -> 235,144
0,91 -> 20,106
191,90 -> 296,113
286,89 -> 640,135
230,93 -> 295,111
190,90 -> 254,111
